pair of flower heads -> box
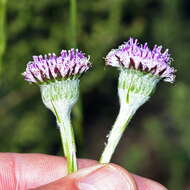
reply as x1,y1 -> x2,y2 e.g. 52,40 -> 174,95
23,38 -> 176,174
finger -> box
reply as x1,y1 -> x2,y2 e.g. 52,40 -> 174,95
32,163 -> 137,190
0,153 -> 97,189
0,153 -> 167,190
132,174 -> 168,190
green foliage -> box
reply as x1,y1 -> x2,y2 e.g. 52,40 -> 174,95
0,0 -> 6,74
0,0 -> 190,189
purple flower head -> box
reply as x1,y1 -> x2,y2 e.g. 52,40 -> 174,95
23,48 -> 91,83
106,38 -> 176,83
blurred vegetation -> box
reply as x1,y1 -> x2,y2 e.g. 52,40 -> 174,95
0,0 -> 6,74
0,0 -> 190,189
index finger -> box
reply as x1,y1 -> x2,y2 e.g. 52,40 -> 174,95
0,153 -> 97,189
0,153 -> 167,190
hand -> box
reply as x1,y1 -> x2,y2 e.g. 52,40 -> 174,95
0,153 -> 167,190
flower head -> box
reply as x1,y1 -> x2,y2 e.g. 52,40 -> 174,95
100,39 -> 176,164
106,38 -> 175,83
23,49 -> 91,173
23,48 -> 91,84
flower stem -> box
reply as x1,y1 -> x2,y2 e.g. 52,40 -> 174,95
40,80 -> 79,174
58,118 -> 77,174
100,105 -> 135,164
55,108 -> 77,174
50,100 -> 77,174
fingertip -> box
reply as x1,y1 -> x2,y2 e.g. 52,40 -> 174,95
31,165 -> 103,190
133,174 -> 168,190
34,163 -> 138,190
75,163 -> 137,190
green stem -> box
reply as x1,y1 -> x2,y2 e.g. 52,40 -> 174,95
100,106 -> 134,164
100,70 -> 158,164
58,118 -> 77,174
40,80 -> 79,174
51,100 -> 77,174
70,0 -> 77,48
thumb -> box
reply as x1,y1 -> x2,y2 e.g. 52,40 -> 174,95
33,163 -> 137,190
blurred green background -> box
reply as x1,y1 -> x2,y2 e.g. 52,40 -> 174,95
0,0 -> 190,189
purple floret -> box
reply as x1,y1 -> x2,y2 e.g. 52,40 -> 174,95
106,38 -> 176,83
23,49 -> 91,83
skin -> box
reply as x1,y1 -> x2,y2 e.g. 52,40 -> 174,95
0,153 -> 168,190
